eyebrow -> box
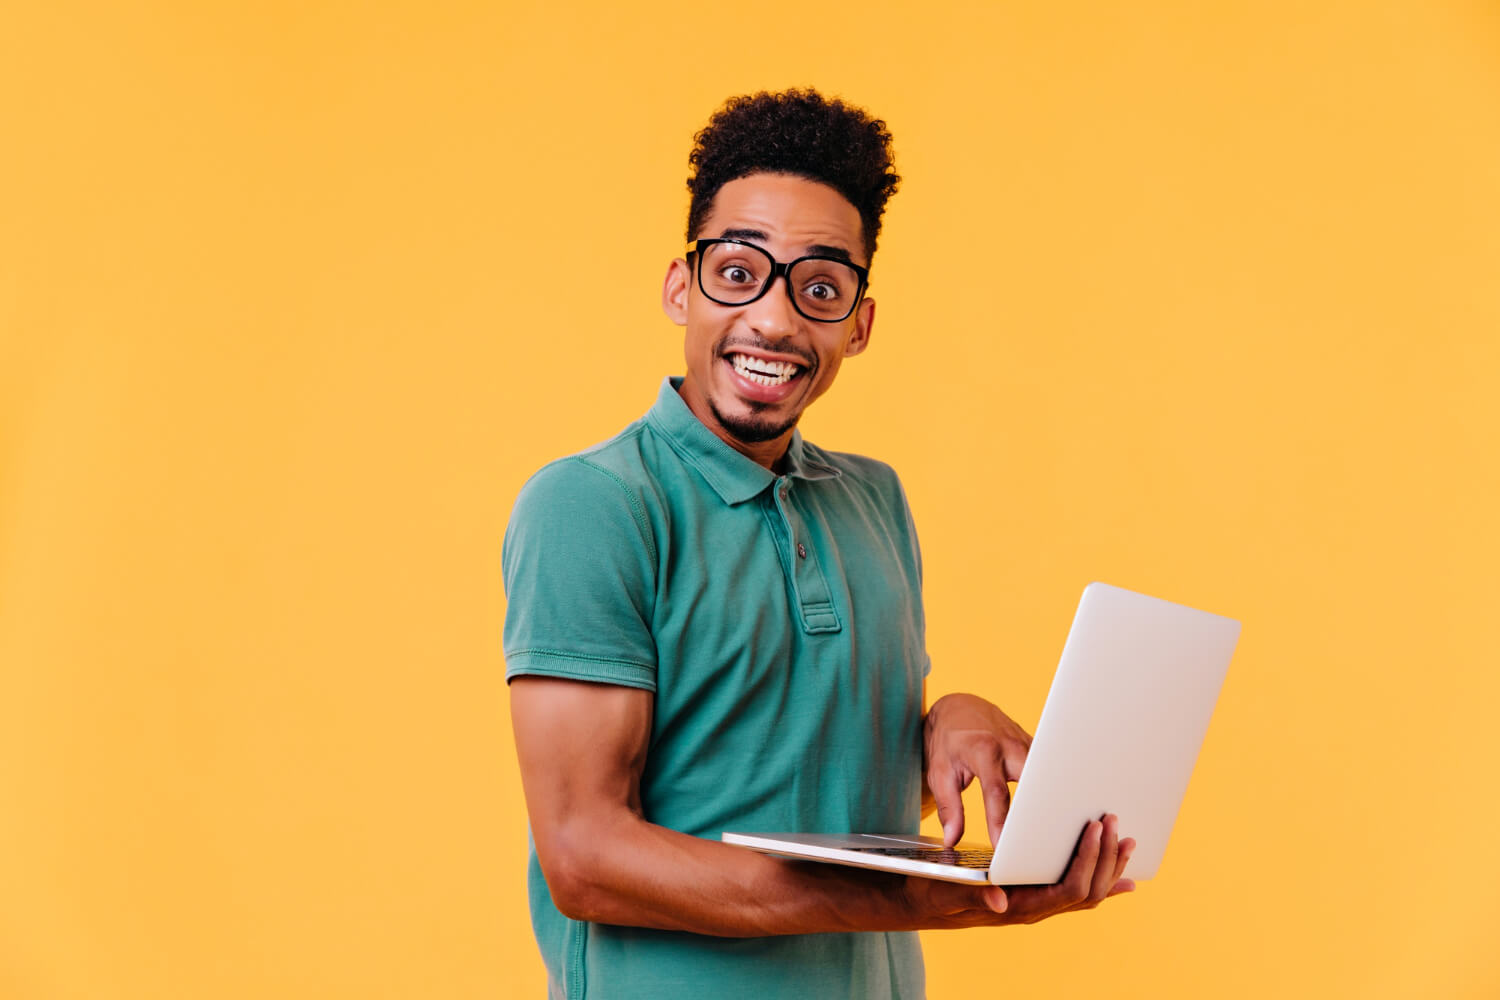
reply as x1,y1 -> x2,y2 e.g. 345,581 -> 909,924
716,228 -> 859,265
806,244 -> 856,265
717,227 -> 769,243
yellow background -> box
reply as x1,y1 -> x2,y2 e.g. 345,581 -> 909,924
3,1 -> 1497,997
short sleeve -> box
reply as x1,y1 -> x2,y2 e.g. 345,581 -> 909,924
502,457 -> 658,690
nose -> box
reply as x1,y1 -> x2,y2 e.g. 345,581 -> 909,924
742,274 -> 799,341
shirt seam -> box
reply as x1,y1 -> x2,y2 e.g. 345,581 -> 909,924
564,451 -> 659,565
506,648 -> 655,671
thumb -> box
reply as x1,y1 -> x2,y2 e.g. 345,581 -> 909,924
980,885 -> 1008,913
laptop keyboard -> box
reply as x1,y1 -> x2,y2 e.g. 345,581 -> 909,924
848,847 -> 995,871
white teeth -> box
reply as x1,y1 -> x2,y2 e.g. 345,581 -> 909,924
730,353 -> 802,386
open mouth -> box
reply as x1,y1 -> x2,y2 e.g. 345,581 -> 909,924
728,352 -> 805,387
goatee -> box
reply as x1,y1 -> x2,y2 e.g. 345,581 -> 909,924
708,397 -> 800,444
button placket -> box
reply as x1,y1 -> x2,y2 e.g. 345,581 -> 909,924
775,478 -> 803,563
769,478 -> 841,634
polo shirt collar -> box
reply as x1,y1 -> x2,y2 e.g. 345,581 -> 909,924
647,377 -> 841,506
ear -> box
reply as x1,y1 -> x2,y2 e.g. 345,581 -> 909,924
843,296 -> 875,357
662,257 -> 690,326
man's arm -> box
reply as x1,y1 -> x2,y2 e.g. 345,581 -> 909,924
511,675 -> 1134,936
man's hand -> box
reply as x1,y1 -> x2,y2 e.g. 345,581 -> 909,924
923,692 -> 1034,847
902,814 -> 1136,928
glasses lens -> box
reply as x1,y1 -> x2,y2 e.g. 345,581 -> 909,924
788,258 -> 862,321
695,242 -> 864,321
699,242 -> 773,305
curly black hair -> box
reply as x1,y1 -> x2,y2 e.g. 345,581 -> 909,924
685,89 -> 900,262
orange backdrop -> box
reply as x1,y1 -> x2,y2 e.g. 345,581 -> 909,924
3,1 -> 1498,997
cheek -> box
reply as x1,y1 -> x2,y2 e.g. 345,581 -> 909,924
684,305 -> 732,350
808,353 -> 844,395
816,335 -> 854,372
683,323 -> 728,370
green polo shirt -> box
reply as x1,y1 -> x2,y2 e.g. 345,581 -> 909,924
503,378 -> 930,1000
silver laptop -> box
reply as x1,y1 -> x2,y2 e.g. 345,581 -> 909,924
722,582 -> 1241,885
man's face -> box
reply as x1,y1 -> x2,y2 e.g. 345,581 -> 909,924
663,172 -> 875,464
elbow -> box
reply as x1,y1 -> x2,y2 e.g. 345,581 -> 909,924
535,827 -> 613,923
540,854 -> 595,922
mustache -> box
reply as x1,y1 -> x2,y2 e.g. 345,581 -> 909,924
715,336 -> 817,371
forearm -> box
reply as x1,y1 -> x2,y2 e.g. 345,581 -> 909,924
515,676 -> 965,936
543,809 -> 921,936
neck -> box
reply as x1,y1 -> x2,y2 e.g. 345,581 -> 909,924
722,432 -> 792,472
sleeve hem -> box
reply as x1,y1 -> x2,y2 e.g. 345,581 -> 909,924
504,649 -> 657,691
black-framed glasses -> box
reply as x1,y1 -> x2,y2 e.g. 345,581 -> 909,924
685,238 -> 869,323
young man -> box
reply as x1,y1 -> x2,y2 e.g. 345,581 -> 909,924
504,90 -> 1133,1000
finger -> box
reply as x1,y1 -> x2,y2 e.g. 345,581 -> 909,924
1112,837 -> 1136,883
992,735 -> 1029,785
1087,814 -> 1122,903
927,762 -> 967,847
1106,878 -> 1136,898
912,876 -> 1009,921
980,884 -> 1008,914
971,739 -> 1025,846
1056,819 -> 1103,906
1007,738 -> 1030,776
979,772 -> 1013,847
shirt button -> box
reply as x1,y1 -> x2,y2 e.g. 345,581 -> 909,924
779,485 -> 789,501
796,542 -> 807,559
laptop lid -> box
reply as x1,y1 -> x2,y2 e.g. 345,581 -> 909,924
986,582 -> 1240,883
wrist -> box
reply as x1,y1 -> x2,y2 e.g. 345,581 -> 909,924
926,692 -> 998,731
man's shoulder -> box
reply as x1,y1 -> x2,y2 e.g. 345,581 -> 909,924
518,418 -> 661,502
506,415 -> 682,557
798,441 -> 907,496
809,444 -> 898,478
504,420 -> 664,570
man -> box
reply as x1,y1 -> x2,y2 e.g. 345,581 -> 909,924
504,89 -> 1134,1000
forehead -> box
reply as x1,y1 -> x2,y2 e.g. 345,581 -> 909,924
697,173 -> 866,264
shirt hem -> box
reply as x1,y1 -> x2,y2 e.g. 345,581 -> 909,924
505,649 -> 657,691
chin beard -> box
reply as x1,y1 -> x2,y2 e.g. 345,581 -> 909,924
708,397 -> 799,444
